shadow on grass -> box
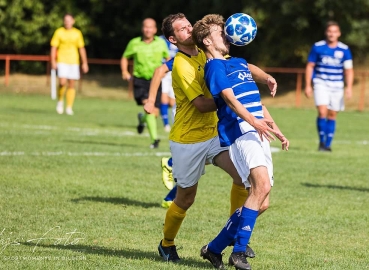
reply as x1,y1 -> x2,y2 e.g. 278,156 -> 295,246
71,196 -> 160,208
21,242 -> 211,269
64,139 -> 136,148
302,182 -> 369,192
6,107 -> 50,114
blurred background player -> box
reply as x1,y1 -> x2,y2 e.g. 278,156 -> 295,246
121,18 -> 170,149
159,35 -> 178,132
51,13 -> 89,116
305,21 -> 353,152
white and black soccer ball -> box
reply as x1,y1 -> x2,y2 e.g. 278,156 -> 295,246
224,13 -> 257,46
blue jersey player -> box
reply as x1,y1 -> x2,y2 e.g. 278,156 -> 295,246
305,21 -> 354,151
192,14 -> 289,270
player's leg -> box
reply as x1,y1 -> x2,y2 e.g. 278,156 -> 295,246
158,140 -> 208,262
314,86 -> 330,150
56,63 -> 68,114
64,64 -> 80,115
325,90 -> 344,151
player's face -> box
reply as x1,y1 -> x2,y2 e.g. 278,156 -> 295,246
170,18 -> 194,46
325,25 -> 341,43
63,15 -> 75,29
142,19 -> 157,39
209,25 -> 229,55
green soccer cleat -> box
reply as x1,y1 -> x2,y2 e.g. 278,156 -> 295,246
161,157 -> 174,190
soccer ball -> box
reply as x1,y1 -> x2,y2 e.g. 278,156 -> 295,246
224,13 -> 257,46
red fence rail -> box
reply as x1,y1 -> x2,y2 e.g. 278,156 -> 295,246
1,54 -> 368,111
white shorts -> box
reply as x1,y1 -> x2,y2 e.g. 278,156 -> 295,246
57,63 -> 80,80
170,136 -> 228,188
229,132 -> 274,188
161,72 -> 175,99
314,85 -> 344,111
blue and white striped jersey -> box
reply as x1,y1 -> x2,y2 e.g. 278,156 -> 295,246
160,35 -> 178,60
205,57 -> 263,147
308,40 -> 353,89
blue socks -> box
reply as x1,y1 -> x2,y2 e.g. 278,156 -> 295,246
317,117 -> 327,144
160,104 -> 169,126
325,119 -> 336,148
164,185 -> 177,202
317,117 -> 336,147
233,207 -> 258,253
208,209 -> 242,254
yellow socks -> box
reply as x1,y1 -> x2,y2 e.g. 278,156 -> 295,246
162,202 -> 186,247
58,86 -> 66,101
230,183 -> 249,216
66,88 -> 76,108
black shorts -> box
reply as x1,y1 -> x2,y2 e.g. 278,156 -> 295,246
133,77 -> 162,108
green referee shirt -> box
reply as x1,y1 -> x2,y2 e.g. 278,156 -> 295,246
123,36 -> 169,80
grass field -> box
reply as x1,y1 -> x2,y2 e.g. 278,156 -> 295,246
1,92 -> 369,269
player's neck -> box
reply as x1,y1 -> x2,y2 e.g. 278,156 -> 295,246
326,40 -> 338,48
143,37 -> 155,43
177,44 -> 198,56
205,48 -> 225,60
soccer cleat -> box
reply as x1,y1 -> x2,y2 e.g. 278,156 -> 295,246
65,107 -> 74,115
318,142 -> 325,151
324,147 -> 332,152
161,157 -> 174,190
161,200 -> 173,209
56,101 -> 64,114
164,124 -> 171,132
228,240 -> 255,259
150,139 -> 160,149
229,252 -> 251,270
200,245 -> 225,270
158,240 -> 180,262
137,112 -> 145,134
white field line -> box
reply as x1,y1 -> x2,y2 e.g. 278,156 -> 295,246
0,151 -> 171,157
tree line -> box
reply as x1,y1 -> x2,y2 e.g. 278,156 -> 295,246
0,0 -> 368,73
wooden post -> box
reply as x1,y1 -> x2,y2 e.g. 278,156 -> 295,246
358,73 -> 366,112
5,55 -> 10,86
295,72 -> 302,107
46,60 -> 51,85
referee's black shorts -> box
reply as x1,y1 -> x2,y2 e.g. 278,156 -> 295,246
133,76 -> 162,108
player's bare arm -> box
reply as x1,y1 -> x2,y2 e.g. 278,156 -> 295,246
78,47 -> 89,73
192,95 -> 217,113
345,68 -> 354,99
120,57 -> 131,81
305,62 -> 315,98
50,46 -> 57,70
249,64 -> 277,97
144,64 -> 169,114
220,88 -> 280,141
262,105 -> 289,151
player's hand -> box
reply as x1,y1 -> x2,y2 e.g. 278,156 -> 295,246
345,87 -> 352,99
51,62 -> 57,70
275,133 -> 289,151
82,63 -> 89,74
305,85 -> 313,98
144,100 -> 155,114
252,118 -> 279,142
122,71 -> 131,81
266,77 -> 277,97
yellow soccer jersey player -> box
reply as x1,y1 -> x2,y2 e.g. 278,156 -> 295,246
169,49 -> 218,143
50,13 -> 89,116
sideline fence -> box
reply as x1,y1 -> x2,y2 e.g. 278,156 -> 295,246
1,54 -> 368,111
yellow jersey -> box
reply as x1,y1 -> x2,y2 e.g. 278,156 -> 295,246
169,49 -> 218,143
50,27 -> 85,65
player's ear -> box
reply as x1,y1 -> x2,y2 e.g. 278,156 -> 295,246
168,36 -> 177,44
203,37 -> 211,46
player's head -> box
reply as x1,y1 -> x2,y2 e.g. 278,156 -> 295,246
142,18 -> 157,39
63,13 -> 75,29
325,21 -> 341,43
192,14 -> 229,55
161,13 -> 194,47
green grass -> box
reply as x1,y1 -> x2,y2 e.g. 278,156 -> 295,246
0,92 -> 368,269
